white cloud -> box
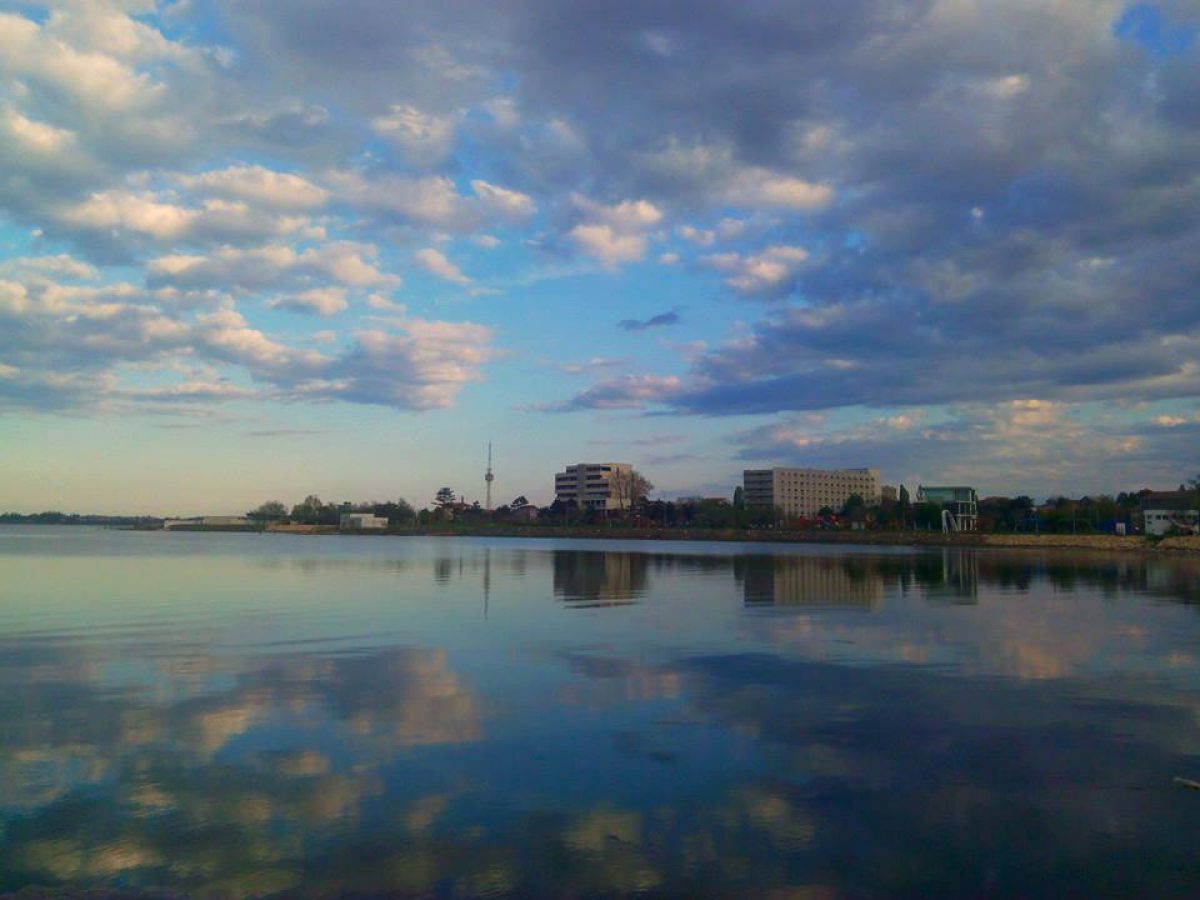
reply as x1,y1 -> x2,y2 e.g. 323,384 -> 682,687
330,318 -> 495,409
724,169 -> 833,211
471,179 -> 536,220
0,11 -> 166,114
701,244 -> 809,297
366,293 -> 406,312
61,190 -> 198,240
0,106 -> 75,155
0,264 -> 496,414
325,171 -> 534,231
178,165 -> 329,210
574,195 -> 663,230
148,242 -> 396,290
569,195 -> 664,267
414,248 -> 471,285
569,224 -> 648,268
372,104 -> 458,166
0,255 -> 98,281
679,225 -> 715,246
56,189 -> 324,245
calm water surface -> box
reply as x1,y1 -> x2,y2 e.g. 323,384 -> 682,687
2,527 -> 1199,897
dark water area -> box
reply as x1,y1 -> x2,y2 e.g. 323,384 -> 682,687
1,527 -> 1199,897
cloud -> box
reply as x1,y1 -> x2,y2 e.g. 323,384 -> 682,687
568,224 -> 647,267
568,195 -> 664,267
553,356 -> 632,376
2,0 -> 1200,491
148,242 -> 396,290
267,287 -> 348,317
0,270 -> 493,414
0,255 -> 98,281
324,170 -> 533,231
470,179 -> 536,220
371,104 -> 458,167
323,319 -> 495,409
727,399 -> 1182,498
700,245 -> 809,298
545,374 -> 683,412
618,311 -> 681,332
55,189 -> 323,250
177,165 -> 330,210
414,248 -> 470,285
679,225 -> 715,247
723,169 -> 833,211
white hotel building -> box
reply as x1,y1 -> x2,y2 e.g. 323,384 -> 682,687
743,467 -> 882,518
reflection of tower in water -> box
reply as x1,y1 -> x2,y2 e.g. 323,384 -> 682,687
553,551 -> 649,607
738,555 -> 885,609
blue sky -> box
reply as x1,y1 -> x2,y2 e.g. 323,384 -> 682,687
1,0 -> 1199,515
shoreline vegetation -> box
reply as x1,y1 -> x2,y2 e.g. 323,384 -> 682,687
127,522 -> 1200,555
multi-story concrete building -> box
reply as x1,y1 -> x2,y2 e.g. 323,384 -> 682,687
554,463 -> 635,511
743,467 -> 881,518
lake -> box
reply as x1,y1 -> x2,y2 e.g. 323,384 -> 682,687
1,527 -> 1199,897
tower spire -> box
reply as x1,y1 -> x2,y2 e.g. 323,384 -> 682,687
485,441 -> 494,511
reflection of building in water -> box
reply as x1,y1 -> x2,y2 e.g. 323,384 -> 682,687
737,555 -> 885,609
553,552 -> 649,607
1145,558 -> 1200,603
932,549 -> 979,602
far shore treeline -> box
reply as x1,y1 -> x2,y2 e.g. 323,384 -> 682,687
4,475 -> 1199,536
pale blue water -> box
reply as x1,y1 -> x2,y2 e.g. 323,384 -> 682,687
1,527 -> 1198,897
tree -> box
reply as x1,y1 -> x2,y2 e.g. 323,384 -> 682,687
247,500 -> 287,523
434,487 -> 456,508
608,468 -> 654,513
373,498 -> 415,526
291,494 -> 325,525
733,486 -> 745,510
841,493 -> 866,517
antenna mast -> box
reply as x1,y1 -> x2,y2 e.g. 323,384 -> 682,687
485,442 -> 494,511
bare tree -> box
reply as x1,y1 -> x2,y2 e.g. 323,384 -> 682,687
608,468 -> 654,514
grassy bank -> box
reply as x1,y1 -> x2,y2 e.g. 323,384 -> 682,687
251,523 -> 1200,554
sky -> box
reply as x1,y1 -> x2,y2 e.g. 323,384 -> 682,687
1,0 -> 1199,515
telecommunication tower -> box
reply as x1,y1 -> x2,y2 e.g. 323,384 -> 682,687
484,442 -> 494,511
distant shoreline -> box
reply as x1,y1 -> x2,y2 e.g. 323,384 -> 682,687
146,523 -> 1200,555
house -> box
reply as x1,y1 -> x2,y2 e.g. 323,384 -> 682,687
339,513 -> 388,531
1139,492 -> 1199,536
509,505 -> 539,522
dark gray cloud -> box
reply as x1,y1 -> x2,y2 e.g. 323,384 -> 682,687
618,310 -> 680,331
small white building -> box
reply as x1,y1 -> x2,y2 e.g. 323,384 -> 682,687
339,513 -> 388,531
1141,492 -> 1199,536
